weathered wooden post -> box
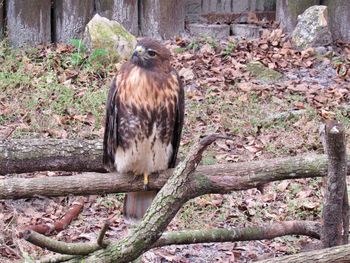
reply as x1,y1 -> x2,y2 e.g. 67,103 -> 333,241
53,0 -> 95,43
0,0 -> 4,40
276,0 -> 320,32
95,0 -> 139,36
140,0 -> 185,39
7,0 -> 51,47
321,121 -> 348,247
327,0 -> 350,41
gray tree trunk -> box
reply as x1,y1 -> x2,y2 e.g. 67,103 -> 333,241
276,0 -> 320,33
140,0 -> 185,39
327,0 -> 350,41
7,0 -> 51,47
95,0 -> 138,36
0,0 -> 4,40
53,0 -> 95,43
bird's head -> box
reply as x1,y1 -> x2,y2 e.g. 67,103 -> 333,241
131,38 -> 171,69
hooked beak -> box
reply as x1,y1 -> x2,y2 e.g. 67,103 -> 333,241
132,45 -> 145,58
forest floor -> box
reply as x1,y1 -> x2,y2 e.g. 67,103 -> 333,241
1,29 -> 350,262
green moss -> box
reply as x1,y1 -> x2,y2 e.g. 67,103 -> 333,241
246,61 -> 283,82
194,174 -> 212,190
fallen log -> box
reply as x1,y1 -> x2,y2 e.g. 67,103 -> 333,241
0,153 -> 334,199
258,243 -> 350,263
0,139 -> 105,175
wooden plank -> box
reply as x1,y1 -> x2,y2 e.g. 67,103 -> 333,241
53,0 -> 94,43
140,0 -> 185,39
327,0 -> 350,41
7,0 -> 51,47
0,0 -> 4,40
95,0 -> 138,36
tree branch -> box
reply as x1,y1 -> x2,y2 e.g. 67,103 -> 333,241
43,134 -> 221,262
1,153 -> 338,200
153,221 -> 320,247
23,221 -> 320,257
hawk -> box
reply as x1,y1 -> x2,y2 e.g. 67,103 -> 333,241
103,39 -> 184,220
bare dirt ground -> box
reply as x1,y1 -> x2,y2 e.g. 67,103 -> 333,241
1,30 -> 350,262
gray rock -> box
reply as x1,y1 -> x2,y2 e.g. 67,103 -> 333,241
83,14 -> 137,63
189,23 -> 230,39
291,5 -> 332,49
315,46 -> 327,55
231,24 -> 262,39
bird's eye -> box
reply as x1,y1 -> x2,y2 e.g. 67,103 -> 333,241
147,50 -> 157,57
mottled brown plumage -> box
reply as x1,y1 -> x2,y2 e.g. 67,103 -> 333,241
103,38 -> 184,220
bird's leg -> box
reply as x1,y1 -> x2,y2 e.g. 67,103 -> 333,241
129,173 -> 138,185
143,173 -> 149,191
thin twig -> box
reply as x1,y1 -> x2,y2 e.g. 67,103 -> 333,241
97,220 -> 111,248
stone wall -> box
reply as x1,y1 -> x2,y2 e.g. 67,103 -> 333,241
186,0 -> 276,22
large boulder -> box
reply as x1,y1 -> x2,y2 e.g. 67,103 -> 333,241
83,14 -> 137,63
291,5 -> 332,49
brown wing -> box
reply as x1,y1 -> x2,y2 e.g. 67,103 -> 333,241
103,78 -> 118,172
168,73 -> 185,168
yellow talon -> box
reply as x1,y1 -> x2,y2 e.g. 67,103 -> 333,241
143,173 -> 149,190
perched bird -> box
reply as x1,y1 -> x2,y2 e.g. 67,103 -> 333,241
103,38 -> 184,220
